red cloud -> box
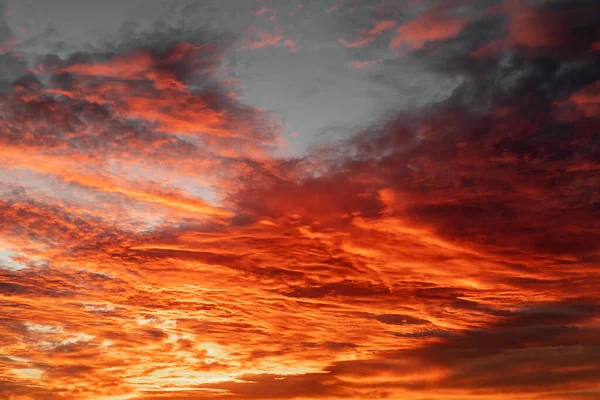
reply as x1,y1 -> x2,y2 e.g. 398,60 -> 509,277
390,7 -> 469,50
473,0 -> 600,56
339,19 -> 396,48
0,2 -> 599,399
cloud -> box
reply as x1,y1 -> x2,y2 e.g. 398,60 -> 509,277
239,25 -> 298,51
472,0 -> 600,57
0,0 -> 599,399
390,5 -> 470,51
339,19 -> 396,48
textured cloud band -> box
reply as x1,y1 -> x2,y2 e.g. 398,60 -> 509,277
0,0 -> 599,399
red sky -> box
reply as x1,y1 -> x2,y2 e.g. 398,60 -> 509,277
1,0 -> 599,399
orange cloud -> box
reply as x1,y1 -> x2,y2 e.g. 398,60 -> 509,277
1,2 -> 599,400
253,0 -> 277,22
240,26 -> 298,51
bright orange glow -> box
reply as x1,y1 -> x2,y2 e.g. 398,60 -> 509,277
0,1 -> 599,399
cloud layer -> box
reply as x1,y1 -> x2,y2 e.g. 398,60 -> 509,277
0,0 -> 599,399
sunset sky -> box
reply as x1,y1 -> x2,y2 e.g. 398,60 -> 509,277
0,0 -> 599,399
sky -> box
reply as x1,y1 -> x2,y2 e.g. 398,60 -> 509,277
0,0 -> 599,399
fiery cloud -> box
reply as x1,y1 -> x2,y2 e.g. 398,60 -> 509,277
0,1 -> 599,399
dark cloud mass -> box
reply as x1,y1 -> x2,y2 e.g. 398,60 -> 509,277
0,0 -> 599,399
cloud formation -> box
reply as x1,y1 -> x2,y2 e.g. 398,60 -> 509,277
0,0 -> 599,399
